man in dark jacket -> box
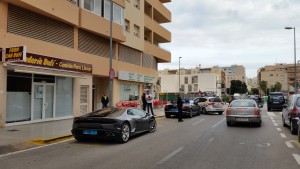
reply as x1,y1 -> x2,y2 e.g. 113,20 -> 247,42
101,92 -> 109,108
141,93 -> 147,111
177,94 -> 183,122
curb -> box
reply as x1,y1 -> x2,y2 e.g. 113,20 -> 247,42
28,135 -> 74,145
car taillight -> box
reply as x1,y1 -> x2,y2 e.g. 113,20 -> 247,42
208,102 -> 215,106
164,105 -> 168,109
291,106 -> 298,118
182,106 -> 188,109
226,108 -> 231,115
253,108 -> 260,116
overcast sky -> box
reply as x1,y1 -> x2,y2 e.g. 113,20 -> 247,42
158,0 -> 300,78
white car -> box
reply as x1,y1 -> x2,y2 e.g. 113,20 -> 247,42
198,97 -> 226,115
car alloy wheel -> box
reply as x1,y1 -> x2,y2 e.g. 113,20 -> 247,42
282,116 -> 288,127
119,123 -> 130,143
149,119 -> 156,133
202,108 -> 207,114
189,109 -> 193,118
290,121 -> 297,135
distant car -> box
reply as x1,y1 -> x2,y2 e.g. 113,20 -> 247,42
198,97 -> 225,115
282,94 -> 300,135
164,98 -> 201,118
267,92 -> 285,111
71,107 -> 156,143
226,99 -> 262,127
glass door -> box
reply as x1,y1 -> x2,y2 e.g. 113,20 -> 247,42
33,83 -> 54,120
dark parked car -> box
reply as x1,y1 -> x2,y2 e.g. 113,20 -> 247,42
298,120 -> 300,142
282,94 -> 300,135
164,98 -> 201,118
226,99 -> 262,127
267,92 -> 285,111
71,107 -> 156,143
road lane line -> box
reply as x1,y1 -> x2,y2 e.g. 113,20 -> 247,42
292,154 -> 300,165
211,118 -> 225,128
193,119 -> 205,125
208,138 -> 214,143
285,141 -> 294,148
277,128 -> 282,132
272,120 -> 276,123
270,117 -> 274,120
157,147 -> 184,165
280,133 -> 287,138
274,123 -> 278,126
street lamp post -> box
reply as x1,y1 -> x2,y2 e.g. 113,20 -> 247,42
179,57 -> 182,94
285,27 -> 297,93
108,0 -> 113,107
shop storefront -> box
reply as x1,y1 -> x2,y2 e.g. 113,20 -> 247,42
2,51 -> 93,125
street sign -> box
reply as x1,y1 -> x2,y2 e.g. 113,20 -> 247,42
5,46 -> 27,62
109,68 -> 115,80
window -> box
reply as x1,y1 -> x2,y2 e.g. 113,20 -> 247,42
180,85 -> 185,92
192,76 -> 198,83
104,0 -> 111,19
81,0 -> 102,16
134,0 -> 140,9
194,84 -> 198,91
113,3 -> 124,25
133,24 -> 140,37
125,20 -> 130,32
188,85 -> 192,92
80,85 -> 89,115
184,77 -> 188,84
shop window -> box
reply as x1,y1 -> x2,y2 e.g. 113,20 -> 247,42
34,74 -> 55,83
120,83 -> 139,101
6,72 -> 32,123
56,77 -> 73,118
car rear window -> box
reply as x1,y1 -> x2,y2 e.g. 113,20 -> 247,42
209,98 -> 222,102
231,100 -> 256,107
296,97 -> 300,107
270,95 -> 284,101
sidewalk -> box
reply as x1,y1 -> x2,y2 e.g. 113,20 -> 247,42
0,108 -> 165,155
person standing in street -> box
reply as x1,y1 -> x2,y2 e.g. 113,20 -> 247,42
177,94 -> 183,122
101,92 -> 109,108
141,92 -> 147,111
145,90 -> 155,116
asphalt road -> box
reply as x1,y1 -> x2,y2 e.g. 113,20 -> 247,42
1,107 -> 300,169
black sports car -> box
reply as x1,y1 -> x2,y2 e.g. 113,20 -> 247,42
164,98 -> 201,118
71,107 -> 156,143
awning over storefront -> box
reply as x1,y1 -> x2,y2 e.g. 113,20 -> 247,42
6,63 -> 87,78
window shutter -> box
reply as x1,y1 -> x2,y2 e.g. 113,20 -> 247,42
80,85 -> 89,115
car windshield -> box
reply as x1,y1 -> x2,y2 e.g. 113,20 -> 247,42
209,98 -> 222,102
231,100 -> 256,107
182,99 -> 191,104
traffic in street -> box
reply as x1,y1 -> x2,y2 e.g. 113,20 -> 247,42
1,105 -> 299,169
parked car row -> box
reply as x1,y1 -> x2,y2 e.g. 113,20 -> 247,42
164,96 -> 226,118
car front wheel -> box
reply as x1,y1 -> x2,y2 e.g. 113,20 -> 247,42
202,108 -> 207,114
118,123 -> 130,143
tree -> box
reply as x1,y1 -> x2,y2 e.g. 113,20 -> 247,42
251,88 -> 259,95
260,81 -> 267,95
273,82 -> 282,92
229,80 -> 248,94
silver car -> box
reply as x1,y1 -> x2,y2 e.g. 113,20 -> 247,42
226,99 -> 262,127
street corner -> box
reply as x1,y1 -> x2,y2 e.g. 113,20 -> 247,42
0,142 -> 38,156
28,135 -> 74,145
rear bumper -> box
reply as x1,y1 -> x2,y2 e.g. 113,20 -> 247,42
226,115 -> 261,123
206,106 -> 225,112
267,104 -> 283,110
165,110 -> 191,116
71,128 -> 121,140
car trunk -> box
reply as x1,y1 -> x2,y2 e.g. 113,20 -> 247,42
230,107 -> 256,116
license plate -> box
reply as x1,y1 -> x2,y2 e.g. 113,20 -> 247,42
83,130 -> 97,135
236,118 -> 249,122
171,109 -> 178,112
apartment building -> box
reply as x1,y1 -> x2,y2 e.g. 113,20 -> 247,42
257,64 -> 295,93
159,67 -> 223,96
247,77 -> 258,89
218,65 -> 246,89
0,0 -> 171,127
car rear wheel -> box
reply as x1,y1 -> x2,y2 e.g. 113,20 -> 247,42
226,121 -> 232,126
149,118 -> 156,133
218,111 -> 223,115
267,107 -> 271,111
74,136 -> 86,142
165,114 -> 171,118
118,123 -> 130,143
202,108 -> 207,114
298,127 -> 300,143
256,122 -> 261,127
290,121 -> 297,135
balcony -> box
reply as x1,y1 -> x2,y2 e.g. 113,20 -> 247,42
145,0 -> 171,23
144,41 -> 171,63
144,15 -> 171,43
79,8 -> 126,42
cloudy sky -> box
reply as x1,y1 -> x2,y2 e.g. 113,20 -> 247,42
158,0 -> 300,78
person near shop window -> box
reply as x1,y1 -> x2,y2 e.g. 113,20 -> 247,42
141,92 -> 147,111
101,92 -> 109,108
145,90 -> 155,116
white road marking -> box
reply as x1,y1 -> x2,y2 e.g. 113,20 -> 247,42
208,138 -> 214,143
277,128 -> 282,132
267,112 -> 276,117
274,123 -> 278,126
211,118 -> 225,128
157,147 -> 184,165
272,120 -> 276,123
193,119 -> 205,125
285,141 -> 294,148
257,143 -> 271,147
292,154 -> 300,165
270,117 -> 274,120
280,133 -> 287,138
0,138 -> 74,158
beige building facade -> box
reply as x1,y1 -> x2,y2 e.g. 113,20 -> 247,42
218,65 -> 246,89
0,0 -> 171,127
